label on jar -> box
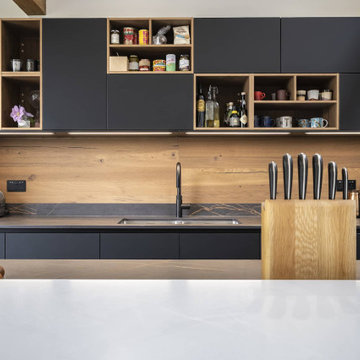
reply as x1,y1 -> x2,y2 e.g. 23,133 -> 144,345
197,99 -> 205,112
179,58 -> 190,71
240,114 -> 248,125
230,116 -> 240,127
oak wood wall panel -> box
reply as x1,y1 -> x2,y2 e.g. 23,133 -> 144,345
0,136 -> 359,204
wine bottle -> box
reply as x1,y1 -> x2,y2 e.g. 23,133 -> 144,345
196,85 -> 205,127
205,85 -> 214,127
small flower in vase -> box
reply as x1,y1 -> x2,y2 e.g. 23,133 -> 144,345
10,105 -> 34,128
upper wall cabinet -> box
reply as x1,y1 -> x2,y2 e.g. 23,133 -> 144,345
281,18 -> 360,73
194,18 -> 281,73
43,19 -> 107,130
340,74 -> 360,130
107,74 -> 193,131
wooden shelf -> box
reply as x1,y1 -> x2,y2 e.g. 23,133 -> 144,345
109,44 -> 192,48
2,71 -> 40,77
108,70 -> 192,74
254,100 -> 337,104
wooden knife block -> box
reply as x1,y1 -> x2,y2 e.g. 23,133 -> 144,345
261,200 -> 356,280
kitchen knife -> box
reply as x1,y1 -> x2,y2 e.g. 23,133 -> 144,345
283,153 -> 293,200
342,167 -> 349,200
298,153 -> 308,200
312,153 -> 323,200
268,161 -> 278,200
328,162 -> 337,200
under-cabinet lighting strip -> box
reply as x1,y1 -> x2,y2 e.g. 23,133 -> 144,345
0,132 -> 55,135
305,132 -> 360,135
67,132 -> 173,135
184,131 -> 292,135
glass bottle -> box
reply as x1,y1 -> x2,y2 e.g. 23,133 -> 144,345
223,102 -> 232,127
239,92 -> 248,128
205,85 -> 214,127
196,85 -> 205,127
212,86 -> 220,128
229,104 -> 240,127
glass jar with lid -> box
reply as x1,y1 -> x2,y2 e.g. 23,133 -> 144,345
110,29 -> 120,44
179,54 -> 190,71
129,55 -> 139,71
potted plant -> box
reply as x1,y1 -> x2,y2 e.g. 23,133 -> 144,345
10,105 -> 34,128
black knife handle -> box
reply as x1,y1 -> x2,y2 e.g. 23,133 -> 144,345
312,154 -> 323,200
328,162 -> 337,200
269,161 -> 278,200
298,153 -> 308,200
342,167 -> 349,200
283,153 -> 293,200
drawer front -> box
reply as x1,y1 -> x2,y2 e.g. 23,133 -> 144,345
6,233 -> 99,259
101,233 -> 179,259
0,233 -> 4,258
180,231 -> 260,259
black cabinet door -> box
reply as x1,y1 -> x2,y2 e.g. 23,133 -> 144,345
340,74 -> 360,130
43,19 -> 107,130
281,18 -> 360,73
195,18 -> 280,73
107,74 -> 193,131
101,233 -> 179,259
0,233 -> 4,258
180,231 -> 260,259
6,233 -> 99,259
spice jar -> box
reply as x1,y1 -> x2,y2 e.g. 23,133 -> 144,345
179,54 -> 190,71
129,55 -> 139,71
139,59 -> 150,71
110,29 -> 120,44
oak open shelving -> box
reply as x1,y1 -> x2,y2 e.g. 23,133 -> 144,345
0,19 -> 42,130
107,18 -> 193,74
194,74 -> 339,131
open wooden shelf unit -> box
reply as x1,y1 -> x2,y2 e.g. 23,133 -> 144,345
194,74 -> 339,131
107,18 -> 193,74
0,18 -> 42,130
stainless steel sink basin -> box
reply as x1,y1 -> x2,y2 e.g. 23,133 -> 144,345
118,217 -> 239,225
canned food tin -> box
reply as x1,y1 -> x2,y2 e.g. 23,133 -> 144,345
153,59 -> 166,72
166,54 -> 176,71
139,29 -> 149,45
123,27 -> 135,45
139,58 -> 150,71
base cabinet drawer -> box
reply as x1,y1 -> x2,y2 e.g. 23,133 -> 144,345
0,233 -> 4,258
101,233 -> 179,259
180,231 -> 260,259
6,233 -> 99,259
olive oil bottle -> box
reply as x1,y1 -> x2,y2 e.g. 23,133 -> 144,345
196,85 -> 205,127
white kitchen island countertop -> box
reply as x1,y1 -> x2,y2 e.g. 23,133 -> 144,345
0,280 -> 359,360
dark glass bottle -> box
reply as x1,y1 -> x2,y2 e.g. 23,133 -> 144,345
196,85 -> 205,128
239,92 -> 248,128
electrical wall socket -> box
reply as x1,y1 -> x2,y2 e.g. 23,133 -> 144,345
7,180 -> 26,192
336,179 -> 356,192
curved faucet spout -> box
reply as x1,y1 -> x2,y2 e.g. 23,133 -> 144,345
175,162 -> 189,218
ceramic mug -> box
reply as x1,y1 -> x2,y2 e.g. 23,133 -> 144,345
10,59 -> 22,72
271,92 -> 277,100
254,115 -> 263,127
297,118 -> 310,128
310,117 -> 328,128
254,91 -> 266,100
263,116 -> 274,127
276,89 -> 288,100
276,116 -> 292,128
307,89 -> 320,100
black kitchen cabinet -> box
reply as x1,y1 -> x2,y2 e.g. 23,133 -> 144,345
194,18 -> 280,73
0,233 -> 4,258
43,19 -> 107,130
100,232 -> 179,259
281,18 -> 360,73
340,74 -> 360,130
180,231 -> 260,259
6,233 -> 99,259
107,74 -> 193,131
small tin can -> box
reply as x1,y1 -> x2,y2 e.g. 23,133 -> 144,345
123,27 -> 135,45
166,54 -> 176,71
139,59 -> 150,71
139,29 -> 149,45
153,59 -> 166,72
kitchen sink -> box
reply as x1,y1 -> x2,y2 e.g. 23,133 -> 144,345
118,217 -> 240,225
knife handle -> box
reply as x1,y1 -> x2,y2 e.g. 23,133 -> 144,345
342,167 -> 349,200
328,162 -> 337,200
283,153 -> 293,200
269,161 -> 278,200
298,153 -> 308,200
312,154 -> 323,200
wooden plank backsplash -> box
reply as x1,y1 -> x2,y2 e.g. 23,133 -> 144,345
0,136 -> 359,204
